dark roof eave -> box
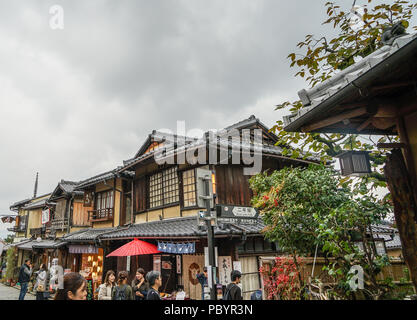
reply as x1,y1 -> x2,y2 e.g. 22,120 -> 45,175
284,35 -> 417,133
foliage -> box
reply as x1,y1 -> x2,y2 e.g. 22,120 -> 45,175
3,234 -> 14,244
5,247 -> 18,281
259,256 -> 303,300
250,165 -> 392,299
272,0 -> 417,195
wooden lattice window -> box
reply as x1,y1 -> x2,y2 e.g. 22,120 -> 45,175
149,167 -> 179,209
182,169 -> 196,207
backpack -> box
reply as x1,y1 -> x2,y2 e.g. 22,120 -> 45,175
114,285 -> 127,300
223,284 -> 236,301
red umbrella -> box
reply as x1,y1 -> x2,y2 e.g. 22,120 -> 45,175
106,238 -> 161,257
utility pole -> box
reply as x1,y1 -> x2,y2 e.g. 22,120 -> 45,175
33,172 -> 39,198
196,168 -> 216,300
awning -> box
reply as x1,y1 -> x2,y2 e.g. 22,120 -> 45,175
16,240 -> 35,251
68,244 -> 99,254
32,240 -> 67,249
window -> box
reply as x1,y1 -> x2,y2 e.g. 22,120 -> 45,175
149,167 -> 179,209
95,190 -> 114,210
182,169 -> 196,207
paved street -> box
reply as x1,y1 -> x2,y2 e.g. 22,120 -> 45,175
0,284 -> 35,300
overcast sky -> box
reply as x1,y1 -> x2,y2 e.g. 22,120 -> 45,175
0,1 -> 409,239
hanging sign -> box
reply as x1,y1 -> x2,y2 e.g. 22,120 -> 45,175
176,255 -> 181,275
157,241 -> 195,254
41,209 -> 50,225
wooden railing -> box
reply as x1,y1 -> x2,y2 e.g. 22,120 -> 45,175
47,218 -> 69,230
88,208 -> 114,222
30,227 -> 45,237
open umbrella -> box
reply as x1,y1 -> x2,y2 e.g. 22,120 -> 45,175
106,238 -> 160,257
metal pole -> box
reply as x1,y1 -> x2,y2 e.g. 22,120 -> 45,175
204,177 -> 216,300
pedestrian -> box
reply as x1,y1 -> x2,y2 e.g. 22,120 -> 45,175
145,271 -> 162,300
250,288 -> 263,300
196,267 -> 208,300
54,272 -> 87,300
131,268 -> 148,300
112,271 -> 134,300
34,263 -> 49,300
98,270 -> 116,300
18,259 -> 32,300
223,270 -> 243,300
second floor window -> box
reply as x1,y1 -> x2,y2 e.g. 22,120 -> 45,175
96,190 -> 114,211
182,169 -> 196,207
149,167 -> 179,208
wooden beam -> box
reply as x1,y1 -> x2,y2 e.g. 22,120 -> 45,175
356,117 -> 373,132
371,117 -> 396,130
301,107 -> 368,132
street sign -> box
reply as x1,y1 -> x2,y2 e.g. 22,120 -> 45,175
217,217 -> 258,225
216,205 -> 259,219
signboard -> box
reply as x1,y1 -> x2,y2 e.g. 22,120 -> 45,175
157,241 -> 195,254
233,261 -> 242,273
153,255 -> 161,273
176,255 -> 181,275
86,278 -> 94,300
41,209 -> 50,225
218,256 -> 232,286
83,191 -> 94,207
217,217 -> 258,225
216,205 -> 259,219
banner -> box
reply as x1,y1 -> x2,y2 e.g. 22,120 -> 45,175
41,209 -> 50,224
157,241 -> 195,254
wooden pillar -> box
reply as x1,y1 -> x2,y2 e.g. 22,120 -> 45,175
384,149 -> 417,291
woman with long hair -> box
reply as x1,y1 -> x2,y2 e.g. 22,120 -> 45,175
112,271 -> 134,300
54,272 -> 87,300
131,268 -> 148,300
98,270 -> 116,300
34,263 -> 48,300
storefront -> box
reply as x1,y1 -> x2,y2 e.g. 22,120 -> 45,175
68,244 -> 104,299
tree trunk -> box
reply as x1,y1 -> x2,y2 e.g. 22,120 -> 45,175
384,149 -> 417,292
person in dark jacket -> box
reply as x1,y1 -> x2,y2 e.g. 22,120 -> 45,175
196,267 -> 208,300
18,259 -> 32,300
131,268 -> 148,300
145,271 -> 162,300
224,270 -> 243,300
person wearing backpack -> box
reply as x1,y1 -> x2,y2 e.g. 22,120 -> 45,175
112,271 -> 134,300
223,270 -> 243,300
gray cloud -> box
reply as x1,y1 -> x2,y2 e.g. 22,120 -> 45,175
1,0 -> 393,238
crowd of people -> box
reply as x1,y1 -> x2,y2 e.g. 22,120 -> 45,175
16,259 -> 255,301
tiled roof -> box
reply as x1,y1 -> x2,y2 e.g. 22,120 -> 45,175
283,33 -> 417,132
99,216 -> 265,240
32,240 -> 67,249
370,224 -> 402,250
23,197 -> 49,210
75,169 -> 135,190
62,227 -> 118,242
10,198 -> 32,210
16,239 -> 36,250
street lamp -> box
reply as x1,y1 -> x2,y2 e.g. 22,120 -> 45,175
337,151 -> 371,176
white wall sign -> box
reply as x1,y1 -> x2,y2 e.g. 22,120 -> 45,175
218,256 -> 232,285
41,209 -> 50,224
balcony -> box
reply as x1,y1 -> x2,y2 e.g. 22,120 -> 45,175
7,226 -> 26,233
30,227 -> 45,237
88,208 -> 114,222
47,219 -> 69,231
